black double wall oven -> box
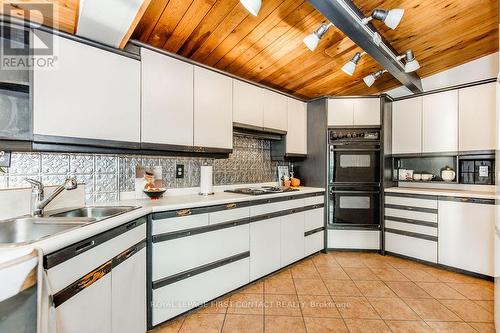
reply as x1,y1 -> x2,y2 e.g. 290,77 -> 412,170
328,129 -> 381,230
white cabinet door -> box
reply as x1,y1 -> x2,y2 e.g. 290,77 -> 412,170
353,98 -> 380,126
280,212 -> 305,267
304,208 -> 324,232
233,80 -> 264,127
56,274 -> 112,333
422,90 -> 458,153
250,217 -> 281,281
392,97 -> 422,154
286,98 -> 307,154
34,32 -> 140,143
112,247 -> 146,333
263,89 -> 287,131
328,99 -> 353,126
194,66 -> 233,149
459,83 -> 496,152
438,200 -> 495,276
141,48 -> 193,147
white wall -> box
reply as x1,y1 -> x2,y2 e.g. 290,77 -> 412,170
386,53 -> 499,98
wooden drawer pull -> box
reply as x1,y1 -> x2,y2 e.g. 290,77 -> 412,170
176,209 -> 192,217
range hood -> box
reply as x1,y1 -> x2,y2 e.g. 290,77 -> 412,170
233,122 -> 285,141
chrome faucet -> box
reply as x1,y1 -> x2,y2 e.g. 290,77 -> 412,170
25,177 -> 78,217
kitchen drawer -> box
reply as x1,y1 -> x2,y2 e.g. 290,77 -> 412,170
328,230 -> 380,250
304,208 -> 324,232
47,223 -> 146,293
305,231 -> 324,256
384,207 -> 437,223
153,224 -> 249,280
385,220 -> 437,237
152,257 -> 249,325
385,195 -> 437,209
152,214 -> 209,235
209,207 -> 250,225
385,232 -> 437,263
250,198 -> 305,216
304,195 -> 324,206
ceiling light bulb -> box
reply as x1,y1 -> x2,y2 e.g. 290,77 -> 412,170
363,8 -> 405,30
240,0 -> 262,16
303,33 -> 320,51
384,8 -> 404,29
397,49 -> 421,73
363,69 -> 387,87
303,23 -> 332,51
363,74 -> 376,87
341,52 -> 364,76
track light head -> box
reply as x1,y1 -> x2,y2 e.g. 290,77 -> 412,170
397,49 -> 421,73
341,52 -> 364,76
240,0 -> 262,16
362,8 -> 404,30
363,69 -> 387,87
303,23 -> 332,51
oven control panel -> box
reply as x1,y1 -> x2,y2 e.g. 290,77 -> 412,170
329,129 -> 380,142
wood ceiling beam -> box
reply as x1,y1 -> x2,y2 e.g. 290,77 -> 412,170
307,0 -> 423,93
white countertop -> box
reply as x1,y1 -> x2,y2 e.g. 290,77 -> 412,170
385,187 -> 499,200
0,187 -> 325,255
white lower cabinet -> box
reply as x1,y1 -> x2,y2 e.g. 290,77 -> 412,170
56,274 -> 112,333
305,231 -> 324,256
304,208 -> 323,232
438,200 -> 495,276
112,248 -> 147,333
385,232 -> 437,263
153,224 -> 249,280
280,212 -> 305,267
250,217 -> 281,281
152,258 -> 249,326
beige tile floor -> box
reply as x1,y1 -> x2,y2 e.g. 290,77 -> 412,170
151,252 -> 495,333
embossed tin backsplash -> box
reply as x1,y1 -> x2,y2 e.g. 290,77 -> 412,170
0,136 -> 276,203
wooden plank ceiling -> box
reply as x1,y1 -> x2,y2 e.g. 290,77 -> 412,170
133,0 -> 498,99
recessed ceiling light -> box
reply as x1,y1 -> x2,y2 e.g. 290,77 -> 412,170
397,49 -> 421,73
303,23 -> 333,51
363,69 -> 387,87
341,52 -> 366,76
240,0 -> 262,16
362,8 -> 405,30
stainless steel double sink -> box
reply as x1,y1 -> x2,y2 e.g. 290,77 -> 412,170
0,206 -> 139,245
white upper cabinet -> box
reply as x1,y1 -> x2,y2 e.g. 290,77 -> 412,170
263,89 -> 287,131
422,90 -> 458,153
194,66 -> 233,149
328,99 -> 353,126
459,83 -> 496,152
328,98 -> 380,126
233,80 -> 264,127
353,98 -> 380,126
141,48 -> 193,147
33,32 -> 140,143
392,97 -> 423,154
286,98 -> 307,154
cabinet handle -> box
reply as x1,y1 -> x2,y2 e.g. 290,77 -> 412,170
75,240 -> 95,254
226,203 -> 237,209
125,221 -> 137,230
177,209 -> 192,217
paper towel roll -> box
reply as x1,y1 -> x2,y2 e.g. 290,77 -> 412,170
200,165 -> 214,195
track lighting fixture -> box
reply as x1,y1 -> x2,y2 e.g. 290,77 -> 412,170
240,0 -> 262,16
362,8 -> 404,30
397,49 -> 420,73
363,69 -> 387,87
303,23 -> 333,51
341,52 -> 366,76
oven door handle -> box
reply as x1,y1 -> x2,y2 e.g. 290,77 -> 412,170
330,190 -> 380,194
332,148 -> 381,152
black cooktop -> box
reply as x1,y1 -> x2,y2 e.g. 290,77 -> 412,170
225,186 -> 299,196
